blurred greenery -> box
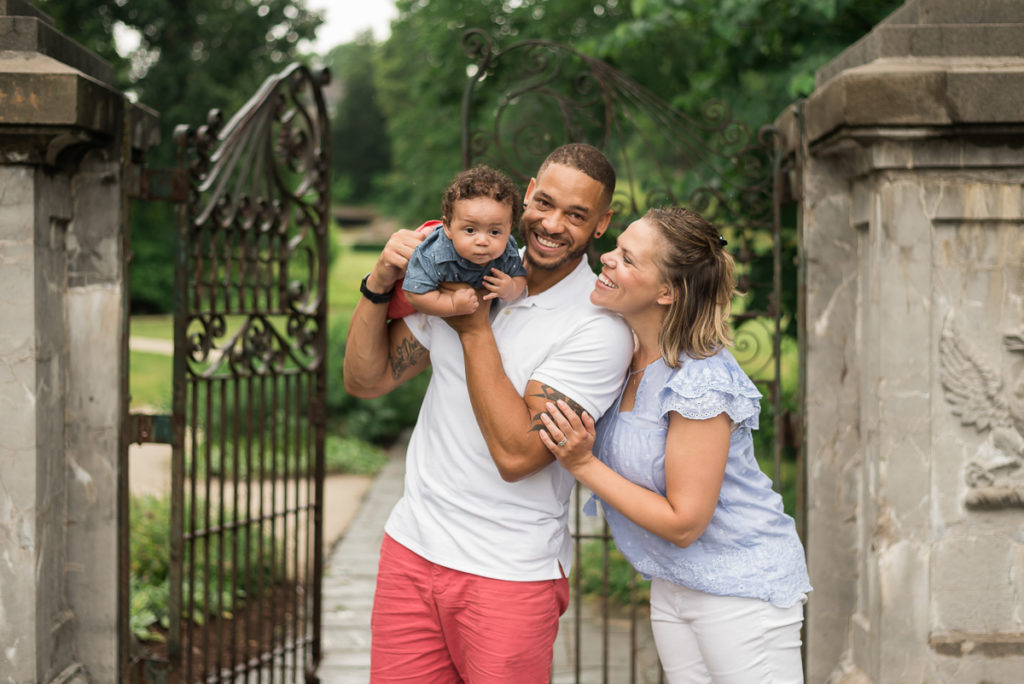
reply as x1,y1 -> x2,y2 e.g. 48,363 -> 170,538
129,494 -> 279,642
576,538 -> 651,607
42,0 -> 899,313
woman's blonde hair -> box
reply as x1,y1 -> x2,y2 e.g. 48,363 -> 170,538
645,207 -> 737,366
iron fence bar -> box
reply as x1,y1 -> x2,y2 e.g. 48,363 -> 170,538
229,376 -> 241,676
309,373 -> 325,681
201,377 -> 214,680
256,373 -> 268,684
572,487 -> 582,683
270,370 -> 282,678
216,377 -> 228,676
183,502 -> 319,538
601,521 -> 610,684
244,373 -> 256,680
289,372 -> 300,683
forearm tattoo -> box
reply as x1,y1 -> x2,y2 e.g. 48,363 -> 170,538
527,384 -> 586,433
390,335 -> 427,380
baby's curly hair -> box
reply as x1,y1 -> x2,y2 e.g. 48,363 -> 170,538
441,165 -> 523,228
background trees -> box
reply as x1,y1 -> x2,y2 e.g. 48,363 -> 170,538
41,0 -> 902,311
36,0 -> 323,311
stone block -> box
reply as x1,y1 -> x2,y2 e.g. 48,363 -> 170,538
0,61 -> 123,130
0,165 -> 32,240
876,540 -> 930,679
817,25 -> 1024,86
914,0 -> 1024,25
0,10 -> 114,84
933,534 -> 1016,632
806,62 -> 1024,147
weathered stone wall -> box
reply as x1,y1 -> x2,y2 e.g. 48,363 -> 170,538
0,2 -> 157,681
777,1 -> 1024,681
0,164 -> 76,683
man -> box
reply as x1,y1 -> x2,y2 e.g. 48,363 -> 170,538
344,143 -> 633,683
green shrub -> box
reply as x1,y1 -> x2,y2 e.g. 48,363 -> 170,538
574,538 -> 650,606
326,315 -> 430,444
129,494 -> 278,642
325,434 -> 389,475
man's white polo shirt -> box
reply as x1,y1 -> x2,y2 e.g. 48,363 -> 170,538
383,255 -> 633,581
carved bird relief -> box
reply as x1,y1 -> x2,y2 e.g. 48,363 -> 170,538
938,318 -> 1024,509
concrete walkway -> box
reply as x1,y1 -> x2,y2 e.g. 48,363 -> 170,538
316,444 -> 663,683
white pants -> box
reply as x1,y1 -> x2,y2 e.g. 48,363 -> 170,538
650,578 -> 805,684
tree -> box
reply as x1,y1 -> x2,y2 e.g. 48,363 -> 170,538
374,0 -> 631,224
373,0 -> 901,224
36,0 -> 324,312
584,0 -> 902,129
325,35 -> 391,205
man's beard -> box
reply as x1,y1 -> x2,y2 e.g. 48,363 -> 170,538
521,226 -> 593,271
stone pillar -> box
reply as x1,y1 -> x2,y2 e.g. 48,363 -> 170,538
775,1 -> 1024,681
0,2 -> 158,682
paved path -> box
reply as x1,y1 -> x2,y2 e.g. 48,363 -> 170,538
316,444 -> 663,683
318,451 -> 405,683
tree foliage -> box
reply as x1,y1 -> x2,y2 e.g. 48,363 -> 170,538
325,35 -> 391,204
35,0 -> 903,308
374,0 -> 632,224
36,0 -> 324,311
372,0 -> 900,224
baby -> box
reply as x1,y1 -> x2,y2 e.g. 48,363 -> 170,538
389,165 -> 527,318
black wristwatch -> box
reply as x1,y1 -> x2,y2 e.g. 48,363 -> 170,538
360,273 -> 394,303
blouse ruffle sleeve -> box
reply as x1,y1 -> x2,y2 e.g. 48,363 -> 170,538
658,353 -> 762,430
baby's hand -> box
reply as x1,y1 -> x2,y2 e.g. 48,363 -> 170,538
451,286 -> 480,315
482,269 -> 525,301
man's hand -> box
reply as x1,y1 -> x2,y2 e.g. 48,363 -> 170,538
441,283 -> 491,335
366,228 -> 427,294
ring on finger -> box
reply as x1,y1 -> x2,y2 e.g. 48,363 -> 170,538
557,437 -> 567,448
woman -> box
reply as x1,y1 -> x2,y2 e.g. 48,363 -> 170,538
539,207 -> 811,683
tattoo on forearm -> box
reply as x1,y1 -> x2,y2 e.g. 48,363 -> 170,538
527,384 -> 586,432
391,336 -> 426,379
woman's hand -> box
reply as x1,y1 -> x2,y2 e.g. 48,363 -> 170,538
539,399 -> 597,473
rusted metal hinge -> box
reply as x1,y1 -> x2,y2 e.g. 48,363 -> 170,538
128,413 -> 173,445
126,164 -> 188,202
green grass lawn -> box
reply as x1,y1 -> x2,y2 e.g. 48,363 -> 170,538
328,245 -> 379,320
129,350 -> 173,411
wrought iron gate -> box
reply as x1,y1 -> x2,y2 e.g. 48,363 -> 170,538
459,31 -> 798,683
127,62 -> 331,684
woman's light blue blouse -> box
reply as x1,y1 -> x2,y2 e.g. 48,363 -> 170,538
587,349 -> 811,608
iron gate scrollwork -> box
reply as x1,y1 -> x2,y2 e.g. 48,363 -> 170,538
459,30 -> 795,683
168,62 -> 330,684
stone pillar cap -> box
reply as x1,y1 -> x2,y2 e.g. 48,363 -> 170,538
0,3 -> 159,165
1,1 -> 114,84
817,0 -> 1024,86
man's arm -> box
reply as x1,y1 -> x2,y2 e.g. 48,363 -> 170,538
449,309 -> 584,482
343,230 -> 431,398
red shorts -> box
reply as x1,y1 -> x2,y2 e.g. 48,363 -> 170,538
369,534 -> 569,683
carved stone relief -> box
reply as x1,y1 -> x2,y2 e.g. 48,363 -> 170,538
938,316 -> 1024,510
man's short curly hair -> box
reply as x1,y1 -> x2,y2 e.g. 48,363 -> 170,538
441,165 -> 523,228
